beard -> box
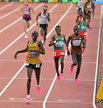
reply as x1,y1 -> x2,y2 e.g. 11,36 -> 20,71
57,32 -> 61,35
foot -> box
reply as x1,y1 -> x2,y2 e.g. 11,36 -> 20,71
36,85 -> 42,94
82,53 -> 85,57
60,73 -> 64,80
25,35 -> 28,38
56,76 -> 60,82
69,66 -> 73,73
26,97 -> 30,103
75,79 -> 79,85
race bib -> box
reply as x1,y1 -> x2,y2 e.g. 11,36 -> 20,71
87,5 -> 91,8
29,52 -> 38,58
73,40 -> 81,46
24,10 -> 30,15
81,26 -> 86,30
55,41 -> 64,47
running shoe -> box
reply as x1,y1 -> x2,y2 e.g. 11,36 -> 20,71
60,73 -> 64,80
36,85 -> 42,94
56,76 -> 60,82
75,79 -> 79,85
25,35 -> 28,38
26,97 -> 30,103
69,66 -> 73,73
82,53 -> 85,57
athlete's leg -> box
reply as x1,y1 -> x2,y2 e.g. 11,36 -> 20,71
44,27 -> 47,44
34,67 -> 42,94
40,27 -> 44,36
71,53 -> 77,67
34,68 -> 41,86
75,54 -> 82,79
54,57 -> 59,76
69,53 -> 77,73
27,20 -> 31,29
23,19 -> 27,34
60,55 -> 65,73
26,67 -> 33,95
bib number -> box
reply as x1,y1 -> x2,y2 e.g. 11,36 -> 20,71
73,40 -> 81,46
55,41 -> 64,47
24,10 -> 29,15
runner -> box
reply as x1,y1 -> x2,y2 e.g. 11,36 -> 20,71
84,0 -> 95,26
36,5 -> 50,45
78,13 -> 91,56
14,31 -> 45,103
19,0 -> 34,38
67,26 -> 86,84
49,25 -> 67,81
76,8 -> 83,25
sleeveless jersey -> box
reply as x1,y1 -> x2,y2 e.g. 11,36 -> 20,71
77,0 -> 83,9
85,2 -> 92,12
71,34 -> 82,54
40,12 -> 48,24
53,34 -> 64,50
26,41 -> 42,65
23,5 -> 31,18
78,19 -> 88,31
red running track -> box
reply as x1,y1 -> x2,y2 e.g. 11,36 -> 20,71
0,2 -> 102,108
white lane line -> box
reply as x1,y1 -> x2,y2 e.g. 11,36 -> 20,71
0,7 -> 20,20
43,4 -> 73,108
0,60 -> 96,64
0,99 -> 92,104
0,4 -> 43,33
0,77 -> 95,82
93,5 -> 103,108
0,3 -> 13,11
0,4 -> 58,55
0,4 -> 58,96
0,63 -> 25,96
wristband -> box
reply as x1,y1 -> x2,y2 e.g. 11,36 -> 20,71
53,41 -> 56,44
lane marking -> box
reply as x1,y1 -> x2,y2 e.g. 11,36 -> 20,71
0,98 -> 92,104
0,63 -> 25,96
0,4 -> 43,32
0,4 -> 58,56
0,4 -> 58,96
0,77 -> 95,82
0,3 -> 13,11
0,60 -> 96,64
93,5 -> 103,108
43,4 -> 73,108
0,7 -> 20,20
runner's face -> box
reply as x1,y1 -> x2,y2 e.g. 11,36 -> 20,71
74,28 -> 79,35
56,27 -> 61,35
32,34 -> 38,40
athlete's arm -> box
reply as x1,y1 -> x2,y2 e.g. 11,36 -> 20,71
49,34 -> 55,47
14,42 -> 28,59
30,6 -> 34,14
67,35 -> 72,55
36,13 -> 41,25
47,13 -> 50,22
81,35 -> 86,53
37,41 -> 45,54
19,6 -> 23,16
63,35 -> 68,50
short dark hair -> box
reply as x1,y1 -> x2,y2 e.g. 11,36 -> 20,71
32,31 -> 39,37
55,25 -> 61,30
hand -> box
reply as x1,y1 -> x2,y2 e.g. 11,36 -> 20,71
56,39 -> 59,42
14,52 -> 18,59
37,22 -> 38,25
67,50 -> 70,55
